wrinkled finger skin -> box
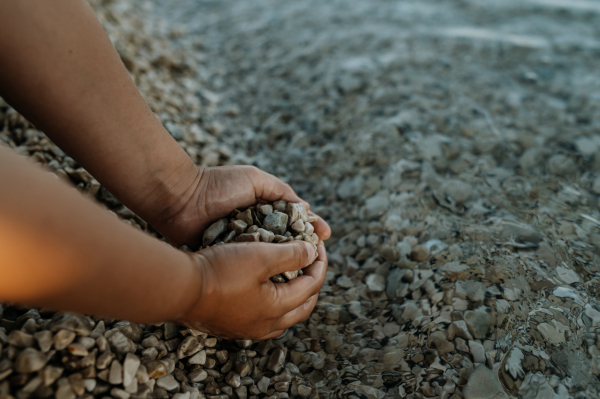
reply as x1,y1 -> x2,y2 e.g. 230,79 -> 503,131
176,240 -> 328,340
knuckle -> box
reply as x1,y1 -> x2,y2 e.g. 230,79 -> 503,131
241,165 -> 260,178
298,243 -> 309,268
247,165 -> 261,175
289,242 -> 305,270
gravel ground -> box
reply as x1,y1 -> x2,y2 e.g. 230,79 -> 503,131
3,0 -> 600,398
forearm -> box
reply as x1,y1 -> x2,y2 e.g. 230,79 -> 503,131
0,0 -> 197,225
0,147 -> 201,323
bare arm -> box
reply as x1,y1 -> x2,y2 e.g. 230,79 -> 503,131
0,146 -> 200,323
0,0 -> 197,227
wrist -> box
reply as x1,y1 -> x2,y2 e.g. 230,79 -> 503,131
174,252 -> 206,322
128,145 -> 203,237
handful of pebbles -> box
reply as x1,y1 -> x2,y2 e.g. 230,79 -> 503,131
201,201 -> 320,282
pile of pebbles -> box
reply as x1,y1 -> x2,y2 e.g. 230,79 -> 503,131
0,309 -> 317,399
201,201 -> 320,281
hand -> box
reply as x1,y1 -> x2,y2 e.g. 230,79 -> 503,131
149,165 -> 331,249
177,240 -> 328,339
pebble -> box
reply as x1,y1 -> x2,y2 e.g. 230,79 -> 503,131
409,245 -> 429,262
55,377 -> 75,399
238,232 -> 260,242
257,228 -> 275,243
283,270 -> 299,280
156,375 -> 180,391
84,378 -> 96,392
67,343 -> 88,356
67,374 -> 86,395
438,179 -> 472,204
273,200 -> 287,212
47,313 -> 92,336
225,371 -> 241,388
177,336 -> 203,359
286,202 -> 308,224
235,385 -> 248,399
107,331 -> 136,354
297,384 -> 312,399
263,212 -> 289,235
258,204 -> 273,216
109,359 -> 123,384
8,330 -> 34,347
365,273 -> 385,293
189,350 -> 206,365
42,365 -> 64,386
111,387 -> 131,399
378,244 -> 399,262
236,209 -> 254,226
468,340 -> 486,364
547,154 -> 577,176
230,219 -> 248,234
203,218 -> 229,247
188,368 -> 208,383
291,219 -> 305,233
34,330 -> 53,352
267,347 -> 286,373
463,365 -> 508,399
364,195 -> 389,219
337,177 -> 363,200
537,322 -> 567,345
123,353 -> 140,387
96,351 -> 114,369
448,321 -> 473,341
14,347 -> 47,373
464,307 -> 493,339
518,373 -> 558,399
257,376 -> 270,393
54,329 -> 76,350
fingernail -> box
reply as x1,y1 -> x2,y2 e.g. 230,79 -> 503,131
303,242 -> 315,265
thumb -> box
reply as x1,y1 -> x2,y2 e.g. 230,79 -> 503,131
244,166 -> 308,208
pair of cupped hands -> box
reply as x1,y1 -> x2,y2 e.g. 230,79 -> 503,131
147,166 -> 331,340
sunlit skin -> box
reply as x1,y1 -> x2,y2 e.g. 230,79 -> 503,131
0,0 -> 331,340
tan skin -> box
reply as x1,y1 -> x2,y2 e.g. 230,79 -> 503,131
0,0 -> 331,340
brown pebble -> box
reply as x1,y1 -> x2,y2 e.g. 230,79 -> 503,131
237,232 -> 260,242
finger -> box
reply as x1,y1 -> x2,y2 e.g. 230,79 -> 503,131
261,241 -> 316,277
273,294 -> 318,331
294,242 -> 327,286
308,212 -> 331,240
243,166 -> 308,207
257,329 -> 286,341
273,244 -> 327,313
